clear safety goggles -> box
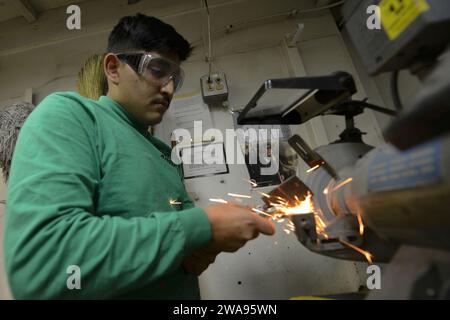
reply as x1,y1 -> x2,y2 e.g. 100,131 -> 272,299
116,52 -> 184,92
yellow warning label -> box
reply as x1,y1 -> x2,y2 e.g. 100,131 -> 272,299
380,0 -> 430,40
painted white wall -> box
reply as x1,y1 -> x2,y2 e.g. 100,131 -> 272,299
0,0 -> 316,103
0,0 -> 390,299
181,45 -> 370,298
179,14 -> 381,299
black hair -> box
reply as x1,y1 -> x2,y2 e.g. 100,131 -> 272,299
107,13 -> 193,61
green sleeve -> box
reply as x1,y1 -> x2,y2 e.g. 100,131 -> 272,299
4,93 -> 211,299
181,189 -> 197,210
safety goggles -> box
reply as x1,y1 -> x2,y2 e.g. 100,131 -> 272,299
116,52 -> 184,92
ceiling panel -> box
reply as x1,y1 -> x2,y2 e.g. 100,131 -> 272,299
0,0 -> 86,24
0,0 -> 20,23
29,0 -> 86,12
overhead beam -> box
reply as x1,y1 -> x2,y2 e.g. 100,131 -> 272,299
0,0 -> 325,57
11,0 -> 38,23
315,0 -> 334,5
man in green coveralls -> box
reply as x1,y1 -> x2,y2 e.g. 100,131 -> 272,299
4,14 -> 275,299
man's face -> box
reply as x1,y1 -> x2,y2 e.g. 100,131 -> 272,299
114,51 -> 181,126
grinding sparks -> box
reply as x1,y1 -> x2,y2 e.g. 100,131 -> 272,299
264,192 -> 332,240
211,187 -> 326,245
209,198 -> 228,204
314,215 -> 328,237
306,164 -> 321,173
228,193 -> 252,199
270,200 -> 287,207
250,190 -> 334,244
284,220 -> 296,231
333,178 -> 353,191
340,239 -> 373,264
242,178 -> 258,187
273,195 -> 286,203
251,208 -> 272,218
169,199 -> 182,205
280,193 -> 314,216
357,213 -> 365,236
259,192 -> 316,234
226,182 -> 373,264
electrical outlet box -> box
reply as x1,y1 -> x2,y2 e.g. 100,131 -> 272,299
200,72 -> 229,106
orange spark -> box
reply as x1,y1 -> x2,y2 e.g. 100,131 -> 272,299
333,178 -> 353,191
272,195 -> 287,203
273,214 -> 284,221
228,193 -> 252,199
242,178 -> 257,187
307,164 -> 321,173
314,215 -> 328,235
251,208 -> 272,218
357,213 -> 365,236
340,239 -> 373,264
282,193 -> 314,216
209,198 -> 228,204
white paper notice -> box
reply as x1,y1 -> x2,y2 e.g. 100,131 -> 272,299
156,93 -> 214,145
181,143 -> 229,179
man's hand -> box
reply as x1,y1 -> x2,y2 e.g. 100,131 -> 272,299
183,203 -> 275,276
204,203 -> 276,253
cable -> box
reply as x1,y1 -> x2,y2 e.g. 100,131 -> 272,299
203,0 -> 213,82
289,0 -> 347,14
390,70 -> 403,111
330,100 -> 398,117
360,101 -> 398,117
192,0 -> 348,46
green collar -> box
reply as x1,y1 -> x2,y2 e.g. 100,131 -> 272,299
97,95 -> 172,157
97,95 -> 149,135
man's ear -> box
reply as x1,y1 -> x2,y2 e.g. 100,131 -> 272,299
104,53 -> 121,85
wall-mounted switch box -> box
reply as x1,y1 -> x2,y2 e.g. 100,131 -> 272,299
200,72 -> 229,106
